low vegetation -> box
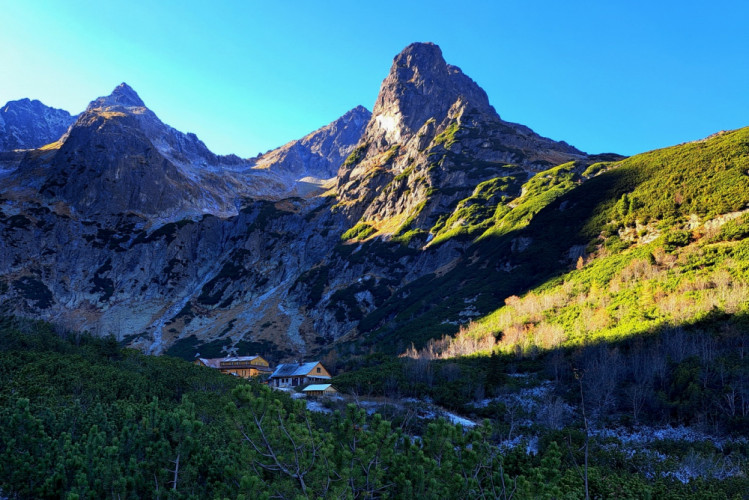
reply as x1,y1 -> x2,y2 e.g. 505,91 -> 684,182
349,127 -> 749,355
340,221 -> 376,241
430,175 -> 521,244
2,317 -> 746,499
429,236 -> 749,356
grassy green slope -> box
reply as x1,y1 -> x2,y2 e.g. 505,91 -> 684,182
330,129 -> 749,455
352,127 -> 749,353
447,128 -> 749,354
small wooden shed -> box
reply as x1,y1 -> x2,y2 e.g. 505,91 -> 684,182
302,384 -> 337,397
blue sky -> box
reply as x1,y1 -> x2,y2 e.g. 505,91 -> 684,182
1,0 -> 747,157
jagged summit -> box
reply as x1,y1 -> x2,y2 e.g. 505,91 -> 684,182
2,97 -> 39,110
369,42 -> 494,147
3,81 -> 369,218
397,41 -> 440,59
336,41 -> 587,236
93,82 -> 146,108
2,98 -> 67,120
340,105 -> 371,123
7,82 -> 273,217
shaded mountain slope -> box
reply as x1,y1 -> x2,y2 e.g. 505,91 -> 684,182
0,86 -> 368,357
341,127 -> 749,354
3,83 -> 291,219
0,98 -> 75,151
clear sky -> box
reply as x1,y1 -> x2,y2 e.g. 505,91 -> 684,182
1,0 -> 747,157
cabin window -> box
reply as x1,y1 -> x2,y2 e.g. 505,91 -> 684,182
316,367 -> 321,373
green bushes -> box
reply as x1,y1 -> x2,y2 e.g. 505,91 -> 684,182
664,230 -> 692,252
341,221 -> 375,241
430,176 -> 520,244
481,161 -> 582,240
295,265 -> 330,304
12,277 -> 54,309
433,121 -> 459,147
714,213 -> 749,241
0,318 -> 746,498
343,142 -> 368,167
599,128 -> 749,231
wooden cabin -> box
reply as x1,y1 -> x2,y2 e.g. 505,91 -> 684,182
194,355 -> 271,378
268,361 -> 331,388
302,384 -> 337,397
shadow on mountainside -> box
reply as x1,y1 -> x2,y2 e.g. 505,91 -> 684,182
332,308 -> 749,434
348,126 -> 749,355
351,167 -> 635,354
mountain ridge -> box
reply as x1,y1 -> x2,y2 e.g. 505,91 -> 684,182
1,83 -> 368,221
0,42 -> 746,364
251,105 -> 371,181
336,41 -> 587,239
0,98 -> 76,151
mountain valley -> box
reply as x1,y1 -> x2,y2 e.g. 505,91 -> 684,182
1,40 -> 748,499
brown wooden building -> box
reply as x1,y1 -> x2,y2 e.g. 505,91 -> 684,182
194,355 -> 271,378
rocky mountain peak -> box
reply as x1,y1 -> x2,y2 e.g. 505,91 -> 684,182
3,98 -> 38,112
337,42 -> 586,234
329,105 -> 371,132
0,98 -> 75,151
340,105 -> 371,127
64,83 -> 151,140
4,80 -> 369,219
7,82 -> 255,218
368,42 -> 494,148
94,82 -> 146,108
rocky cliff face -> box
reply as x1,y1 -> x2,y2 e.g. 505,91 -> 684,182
252,106 -> 371,181
0,98 -> 75,151
336,42 -> 585,234
0,84 -> 370,359
366,42 -> 495,147
0,43 -> 607,361
4,84 -> 301,219
0,194 -> 346,358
